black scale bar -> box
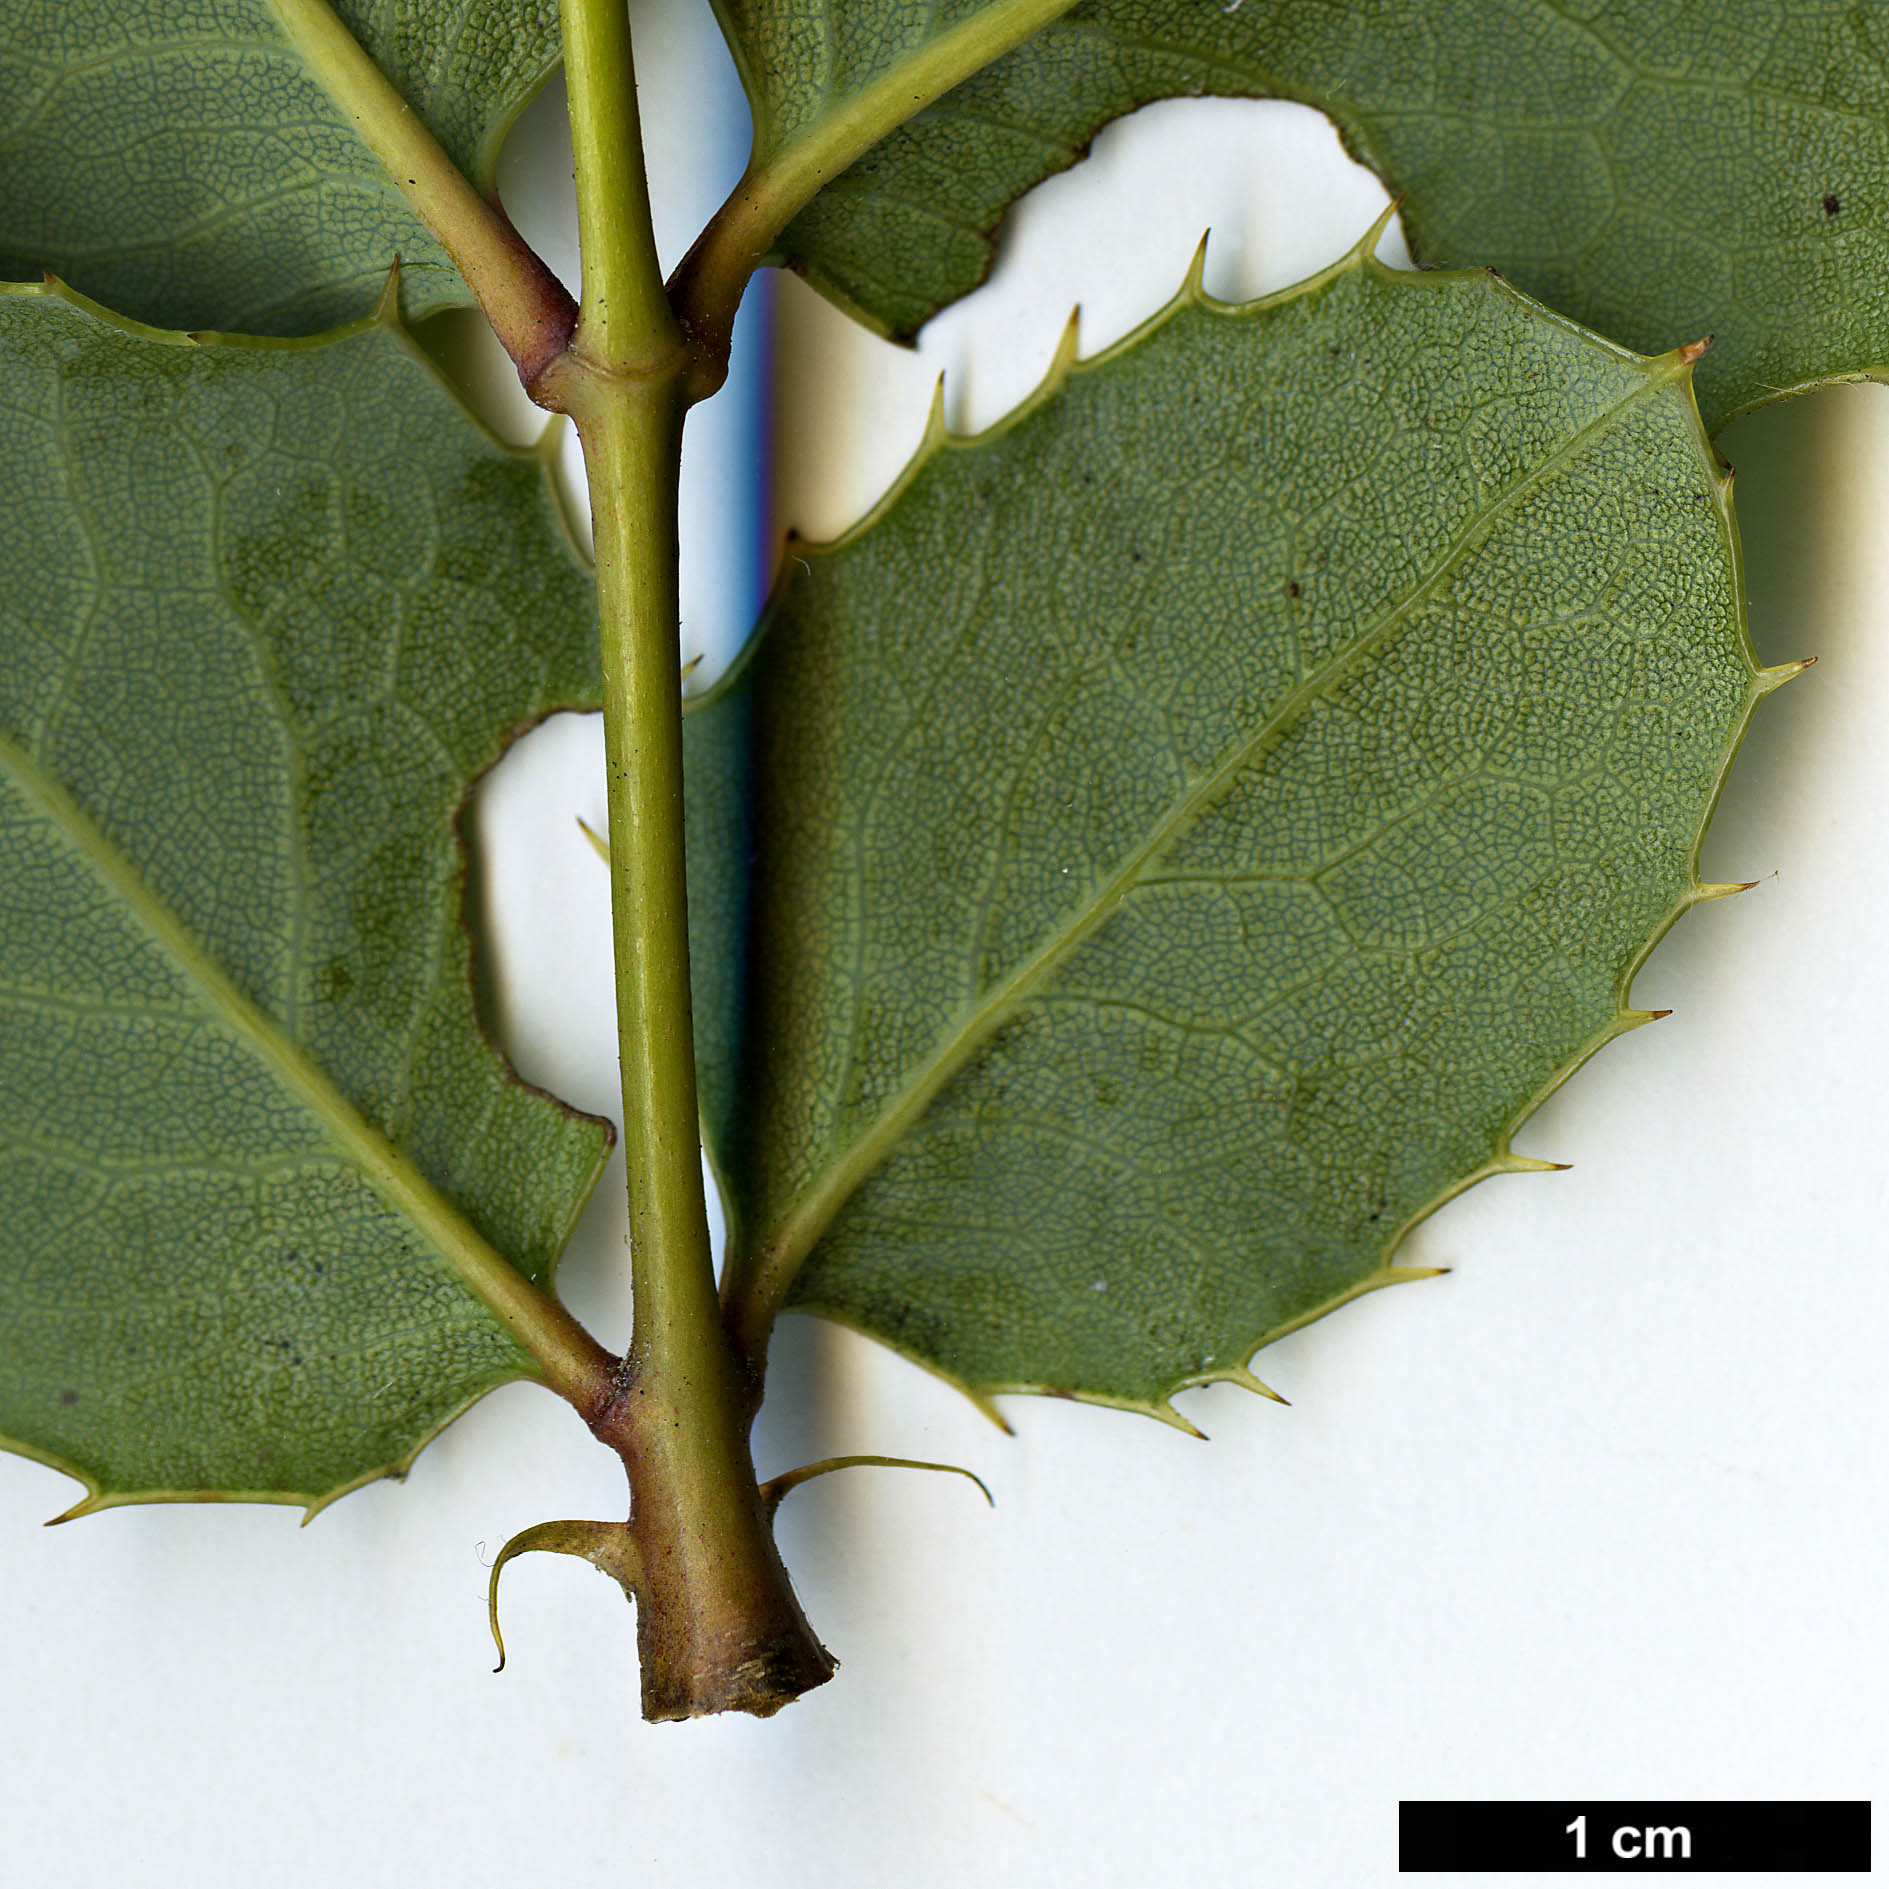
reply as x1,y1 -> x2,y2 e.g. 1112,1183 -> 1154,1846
1400,1800 -> 1870,1873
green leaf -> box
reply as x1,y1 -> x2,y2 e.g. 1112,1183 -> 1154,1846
711,0 -> 1027,165
684,663 -> 756,1235
692,243 -> 1767,1420
0,0 -> 560,334
749,0 -> 1888,430
0,283 -> 608,1513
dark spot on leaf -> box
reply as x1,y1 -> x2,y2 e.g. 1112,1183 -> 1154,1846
1286,581 -> 1302,598
58,1389 -> 78,1406
1824,194 -> 1842,215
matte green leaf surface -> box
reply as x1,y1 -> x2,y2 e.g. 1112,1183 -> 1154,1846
0,0 -> 560,334
747,0 -> 1889,430
0,285 -> 607,1511
692,247 -> 1762,1417
709,0 -> 1031,163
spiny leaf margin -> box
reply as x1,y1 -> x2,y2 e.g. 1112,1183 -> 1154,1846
690,231 -> 1775,1426
750,0 -> 1889,432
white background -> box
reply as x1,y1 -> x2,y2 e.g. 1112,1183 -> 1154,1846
0,3 -> 1882,1883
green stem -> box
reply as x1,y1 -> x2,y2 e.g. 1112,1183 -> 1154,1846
557,0 -> 678,376
556,0 -> 834,1719
668,0 -> 1081,391
264,0 -> 576,384
583,385 -> 708,1399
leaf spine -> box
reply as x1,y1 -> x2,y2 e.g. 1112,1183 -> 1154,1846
1613,1007 -> 1672,1034
485,1517 -> 640,1672
1047,304 -> 1083,387
921,372 -> 949,451
1349,199 -> 1402,265
1150,1403 -> 1208,1440
370,257 -> 404,327
1691,879 -> 1757,904
1182,229 -> 1212,298
758,1454 -> 994,1521
1494,1152 -> 1570,1175
1756,655 -> 1817,693
1380,1265 -> 1448,1285
1221,1364 -> 1289,1405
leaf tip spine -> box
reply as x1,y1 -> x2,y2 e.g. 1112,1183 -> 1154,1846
1691,878 -> 1757,904
1381,1264 -> 1449,1285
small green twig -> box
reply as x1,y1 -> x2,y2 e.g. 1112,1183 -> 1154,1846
668,0 -> 1081,396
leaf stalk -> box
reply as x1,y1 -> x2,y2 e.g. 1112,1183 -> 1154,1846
262,0 -> 576,383
668,0 -> 1082,396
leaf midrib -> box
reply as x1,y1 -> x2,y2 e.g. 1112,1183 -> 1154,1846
741,348 -> 1683,1313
